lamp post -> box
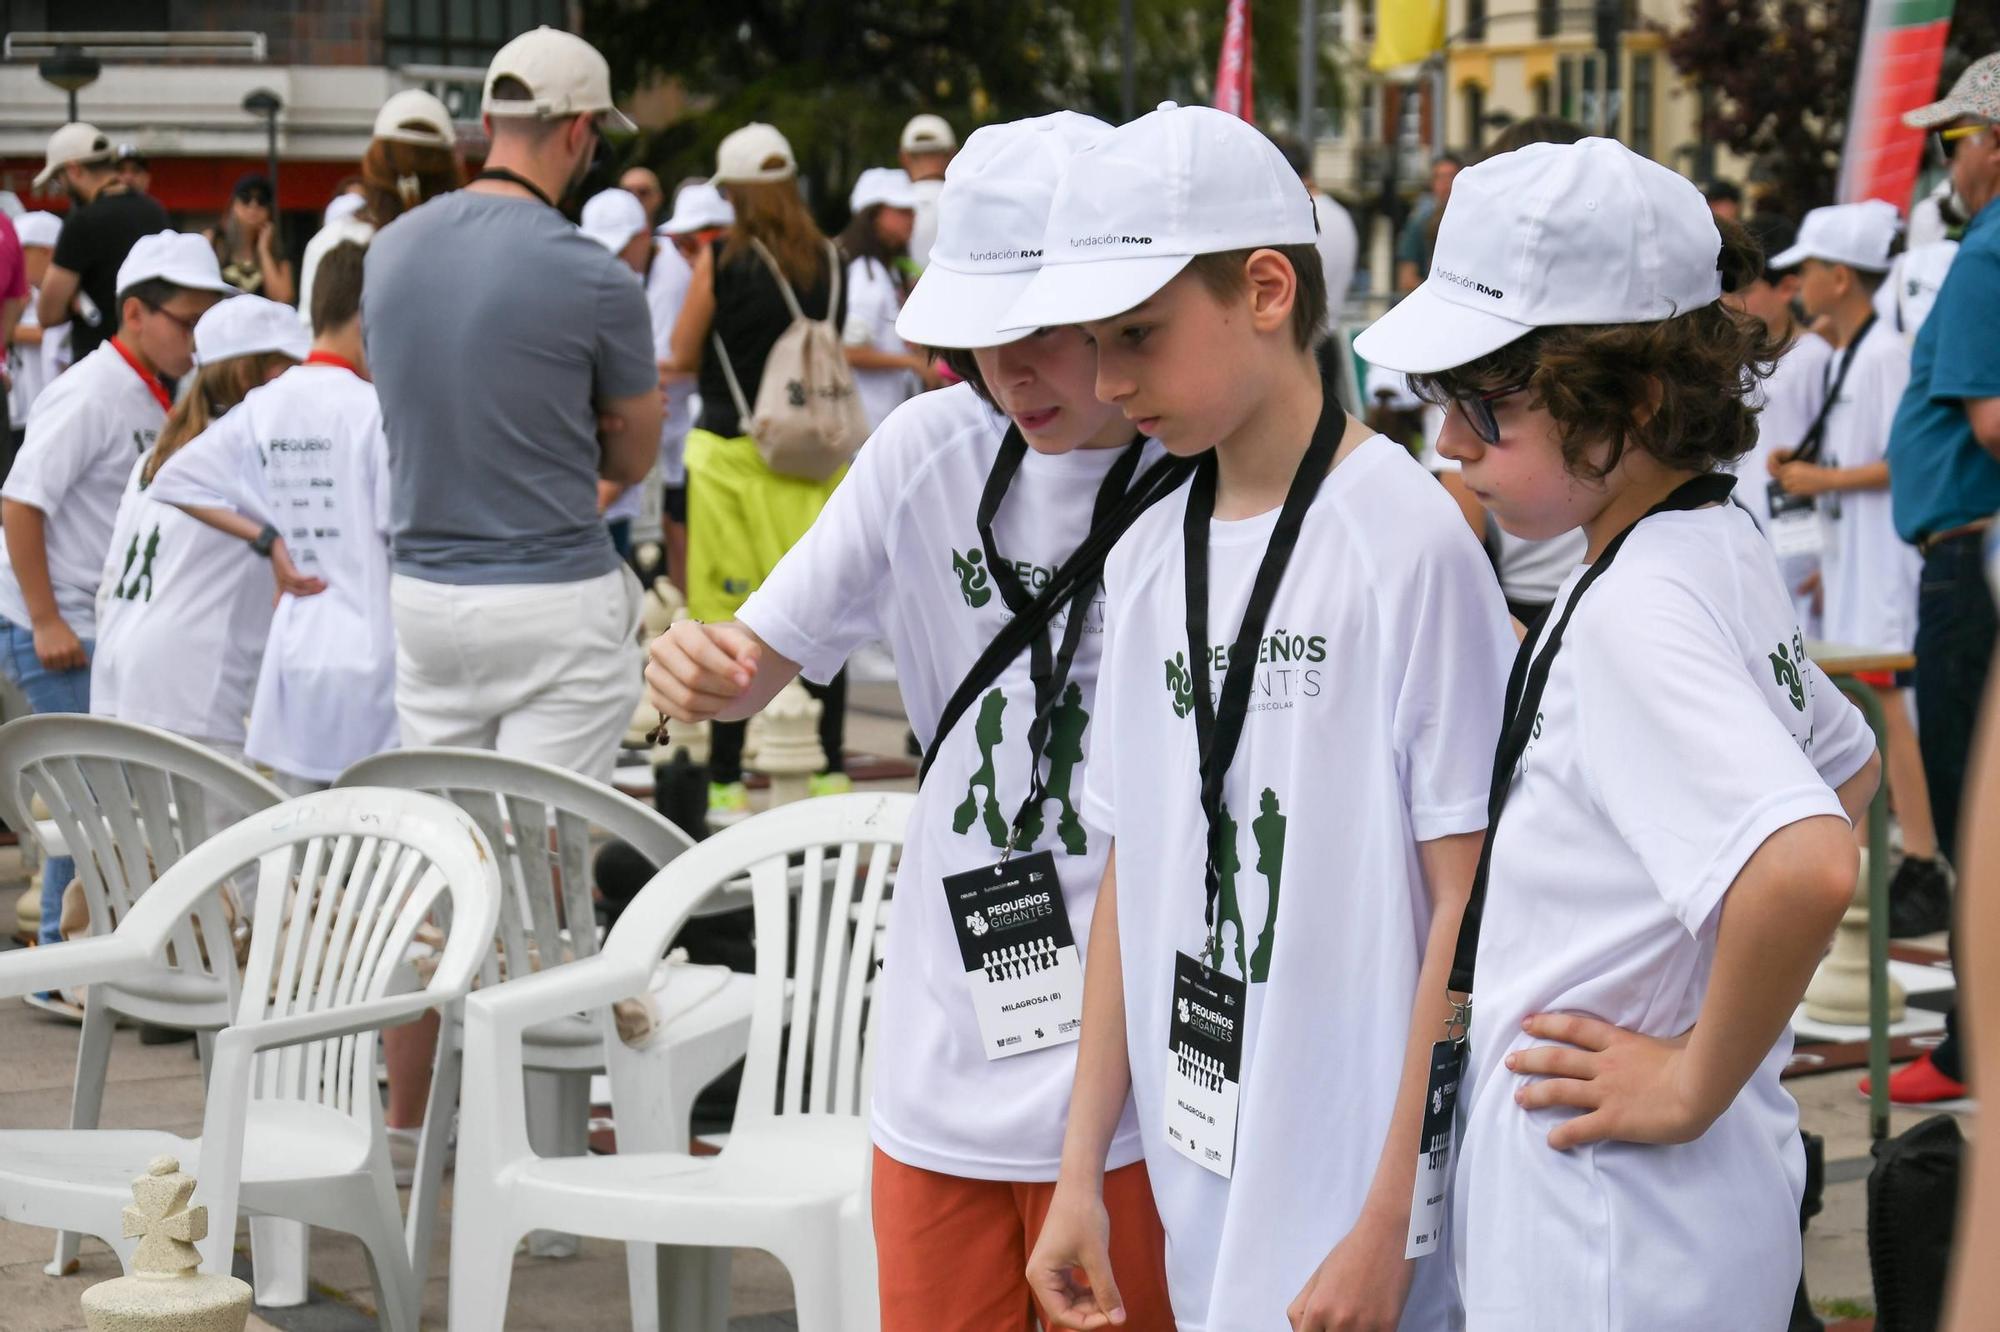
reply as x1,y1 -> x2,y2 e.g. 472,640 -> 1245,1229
37,45 -> 101,123
241,88 -> 282,203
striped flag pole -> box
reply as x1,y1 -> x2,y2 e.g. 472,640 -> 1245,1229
1838,0 -> 1959,211
1214,0 -> 1254,121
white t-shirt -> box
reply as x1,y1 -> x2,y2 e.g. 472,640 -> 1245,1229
1880,241 -> 1959,344
6,293 -> 65,426
646,243 -> 695,487
149,364 -> 398,782
737,383 -> 1147,1180
90,454 -> 274,748
1733,330 -> 1836,526
1819,319 -> 1920,651
1455,501 -> 1876,1331
1311,190 -> 1359,324
0,341 -> 167,638
296,214 -> 377,329
842,255 -> 917,434
908,176 -> 945,270
1082,435 -> 1513,1331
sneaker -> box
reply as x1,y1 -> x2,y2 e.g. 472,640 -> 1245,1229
24,990 -> 84,1023
1887,855 -> 1953,938
1858,1050 -> 1970,1105
707,780 -> 750,827
808,772 -> 853,798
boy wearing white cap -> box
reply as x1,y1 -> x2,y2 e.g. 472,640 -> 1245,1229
0,231 -> 232,989
91,294 -> 312,754
646,112 -> 1182,1331
1767,201 -> 1946,931
838,166 -> 932,431
1020,104 -> 1513,1332
1356,139 -> 1879,1329
899,113 -> 956,269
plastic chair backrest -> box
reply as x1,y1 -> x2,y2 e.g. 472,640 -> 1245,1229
336,748 -> 696,988
0,716 -> 285,996
599,793 -> 911,1123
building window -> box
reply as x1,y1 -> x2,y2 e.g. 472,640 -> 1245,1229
1363,0 -> 1377,42
385,0 -> 568,68
1630,53 -> 1655,159
1533,77 -> 1551,118
1464,0 -> 1487,42
1557,57 -> 1575,121
1464,84 -> 1485,150
1536,0 -> 1560,38
1360,82 -> 1379,144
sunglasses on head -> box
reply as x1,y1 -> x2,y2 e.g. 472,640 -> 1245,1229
1451,379 -> 1533,444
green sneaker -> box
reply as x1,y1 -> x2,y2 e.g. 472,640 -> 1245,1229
707,780 -> 750,827
808,772 -> 853,798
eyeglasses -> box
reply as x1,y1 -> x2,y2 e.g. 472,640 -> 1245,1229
1933,122 -> 1992,163
144,303 -> 199,337
1453,379 -> 1532,444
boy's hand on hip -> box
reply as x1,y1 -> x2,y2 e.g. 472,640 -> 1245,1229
1287,1211 -> 1414,1332
1509,1014 -> 1715,1150
644,619 -> 760,722
30,616 -> 84,671
1026,1184 -> 1126,1330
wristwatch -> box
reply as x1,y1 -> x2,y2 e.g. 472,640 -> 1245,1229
251,524 -> 280,557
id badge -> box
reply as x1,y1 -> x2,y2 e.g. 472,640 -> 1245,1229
944,850 -> 1083,1060
1405,1039 -> 1464,1259
1767,481 -> 1824,561
1165,951 -> 1245,1179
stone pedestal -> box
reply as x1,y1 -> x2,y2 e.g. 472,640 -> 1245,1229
15,884 -> 40,942
80,1157 -> 252,1332
1804,848 -> 1906,1026
747,681 -> 824,807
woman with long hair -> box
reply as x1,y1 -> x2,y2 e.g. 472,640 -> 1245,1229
205,175 -> 296,305
669,121 -> 852,823
837,167 -> 936,431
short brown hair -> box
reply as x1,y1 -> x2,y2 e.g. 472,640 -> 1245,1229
1183,244 -> 1328,352
1408,218 -> 1779,481
311,240 -> 366,335
360,138 -> 462,228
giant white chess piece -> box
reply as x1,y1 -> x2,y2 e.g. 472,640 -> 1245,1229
79,1157 -> 252,1332
1804,847 -> 1907,1026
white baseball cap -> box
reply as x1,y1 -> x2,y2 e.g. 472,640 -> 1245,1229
115,232 -> 240,300
1000,102 -> 1318,333
323,192 -> 366,227
659,181 -> 734,234
712,123 -> 796,184
193,295 -> 311,368
14,211 -> 61,249
897,112 -> 1111,350
1355,137 -> 1724,375
900,114 -> 957,154
374,88 -> 457,149
849,167 -> 916,213
481,26 -> 636,133
580,187 -> 649,253
1769,200 -> 1901,274
34,122 -> 116,190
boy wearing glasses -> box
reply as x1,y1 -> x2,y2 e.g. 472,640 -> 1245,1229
0,231 -> 232,1009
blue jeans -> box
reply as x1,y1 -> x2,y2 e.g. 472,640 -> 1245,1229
0,616 -> 92,948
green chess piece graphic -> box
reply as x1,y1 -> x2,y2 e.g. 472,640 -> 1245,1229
1248,787 -> 1286,983
1206,803 -> 1248,979
121,526 -> 160,602
1164,650 -> 1196,719
1042,681 -> 1091,856
114,531 -> 141,601
952,547 -> 993,609
953,689 -> 1010,848
1768,639 -> 1806,712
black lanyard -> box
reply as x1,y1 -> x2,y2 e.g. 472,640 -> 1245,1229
977,426 -> 1145,850
1448,471 -> 1738,998
1183,396 -> 1343,952
1791,315 -> 1875,466
473,167 -> 556,210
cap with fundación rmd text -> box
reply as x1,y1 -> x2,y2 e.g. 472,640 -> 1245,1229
999,101 -> 1318,334
1355,137 -> 1724,375
895,111 -> 1110,351
481,26 -> 636,133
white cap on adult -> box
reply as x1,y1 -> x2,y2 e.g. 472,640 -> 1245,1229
374,88 -> 457,149
192,294 -> 311,368
580,187 -> 649,252
897,111 -> 1111,349
33,122 -> 116,189
712,123 -> 796,184
115,231 -> 240,299
1001,101 -> 1316,333
659,181 -> 735,234
14,211 -> 62,250
849,167 -> 916,213
1769,199 -> 1902,273
1355,137 -> 1724,374
900,114 -> 957,155
481,25 -> 636,133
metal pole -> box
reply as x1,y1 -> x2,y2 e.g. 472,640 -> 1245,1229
67,89 -> 78,122
1299,0 -> 1318,143
1120,0 -> 1136,121
264,112 -> 279,204
1595,0 -> 1622,139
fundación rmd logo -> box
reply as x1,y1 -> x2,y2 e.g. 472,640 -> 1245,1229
1433,266 -> 1505,301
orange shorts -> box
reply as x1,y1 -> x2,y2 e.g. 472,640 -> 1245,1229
872,1148 -> 1175,1332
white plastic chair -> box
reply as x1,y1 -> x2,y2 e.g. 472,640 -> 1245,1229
0,788 -> 502,1332
334,746 -> 744,1317
451,792 -> 911,1332
0,715 -> 286,1277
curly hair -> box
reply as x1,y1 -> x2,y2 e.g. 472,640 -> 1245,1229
1408,217 -> 1782,480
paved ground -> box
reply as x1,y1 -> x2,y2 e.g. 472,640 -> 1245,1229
0,682 -> 1975,1328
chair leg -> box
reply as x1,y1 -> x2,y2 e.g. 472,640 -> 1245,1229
523,1068 -> 588,1258
447,1214 -> 520,1332
777,1234 -> 849,1332
249,1216 -> 311,1307
627,1243 -> 730,1332
406,1014 -> 462,1291
195,1027 -> 216,1090
47,999 -> 116,1275
357,1172 -> 421,1332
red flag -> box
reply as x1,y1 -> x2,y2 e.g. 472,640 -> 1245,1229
1214,0 -> 1253,121
1837,0 -> 1957,211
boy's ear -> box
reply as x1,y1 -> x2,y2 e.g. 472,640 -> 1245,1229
1243,248 -> 1298,336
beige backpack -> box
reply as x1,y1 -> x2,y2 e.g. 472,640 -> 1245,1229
710,237 -> 868,482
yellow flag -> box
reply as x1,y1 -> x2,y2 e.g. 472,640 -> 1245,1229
1369,0 -> 1447,73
